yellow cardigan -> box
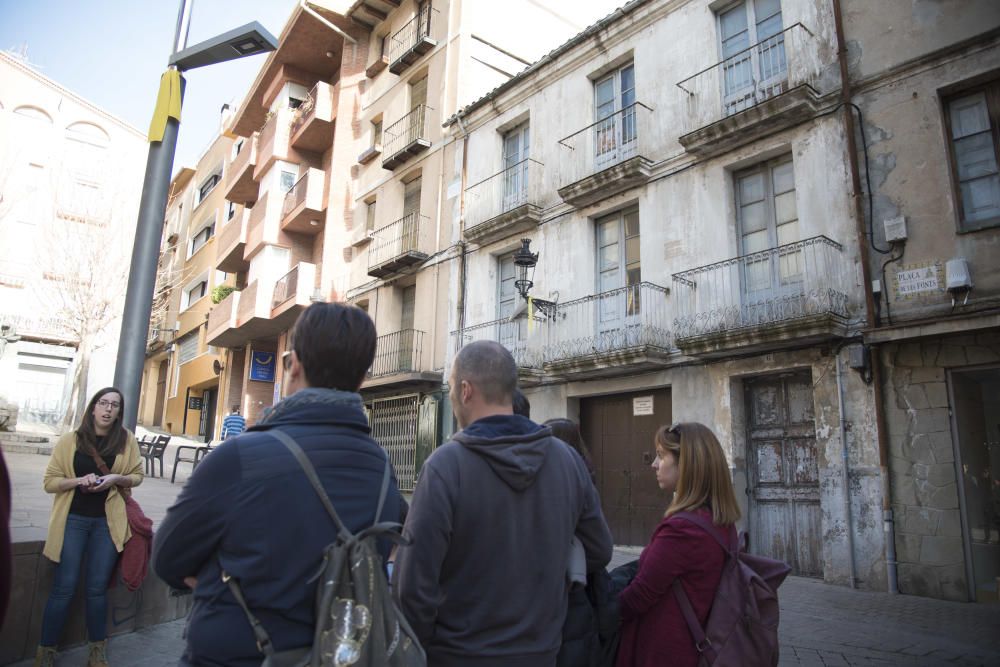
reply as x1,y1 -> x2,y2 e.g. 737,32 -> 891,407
42,430 -> 144,562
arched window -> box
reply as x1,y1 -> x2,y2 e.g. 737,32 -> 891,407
13,105 -> 52,123
65,121 -> 110,147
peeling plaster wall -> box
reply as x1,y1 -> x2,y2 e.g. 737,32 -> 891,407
880,332 -> 1000,600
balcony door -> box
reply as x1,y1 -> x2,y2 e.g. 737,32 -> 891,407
718,0 -> 786,116
399,285 -> 416,371
593,63 -> 636,171
596,206 -> 641,346
497,253 -> 527,360
502,124 -> 530,212
736,156 -> 801,322
402,177 -> 422,254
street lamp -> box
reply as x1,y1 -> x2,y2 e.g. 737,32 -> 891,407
512,238 -> 556,317
113,0 -> 277,430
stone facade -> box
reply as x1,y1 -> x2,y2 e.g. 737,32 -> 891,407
882,332 -> 1000,600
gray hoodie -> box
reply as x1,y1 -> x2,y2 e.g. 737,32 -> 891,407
395,415 -> 613,667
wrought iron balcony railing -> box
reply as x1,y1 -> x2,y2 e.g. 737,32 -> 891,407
382,105 -> 430,169
675,23 -> 816,133
370,329 -> 423,377
465,158 -> 543,232
542,282 -> 672,363
557,102 -> 653,189
368,212 -> 428,277
387,3 -> 436,74
282,173 -> 310,218
272,265 -> 301,309
451,316 -> 545,369
671,235 -> 849,339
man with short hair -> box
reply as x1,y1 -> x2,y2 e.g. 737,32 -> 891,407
220,405 -> 246,439
395,340 -> 613,667
153,302 -> 402,667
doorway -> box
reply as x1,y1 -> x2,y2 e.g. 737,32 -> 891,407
949,367 -> 1000,602
581,387 -> 672,545
154,359 -> 168,427
745,371 -> 822,576
198,387 -> 217,442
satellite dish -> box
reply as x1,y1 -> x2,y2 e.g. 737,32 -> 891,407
213,359 -> 224,375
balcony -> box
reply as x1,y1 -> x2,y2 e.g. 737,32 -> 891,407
451,317 -> 545,383
671,236 -> 850,358
271,262 -> 316,326
464,159 -> 543,245
541,282 -> 673,378
206,289 -> 240,347
387,3 -> 437,75
281,169 -> 326,235
224,133 -> 259,204
350,0 -> 403,29
254,107 -> 301,181
215,207 -> 249,273
382,105 -> 430,170
0,313 -> 78,344
557,103 -> 654,208
290,81 -> 339,153
244,192 -> 286,261
676,23 -> 822,158
368,212 -> 429,279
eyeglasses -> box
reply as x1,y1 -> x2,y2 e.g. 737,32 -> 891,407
97,399 -> 121,410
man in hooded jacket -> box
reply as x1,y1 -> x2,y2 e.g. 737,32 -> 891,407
395,340 -> 613,667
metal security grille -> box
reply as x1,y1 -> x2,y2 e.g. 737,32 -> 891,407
367,394 -> 420,491
178,331 -> 199,365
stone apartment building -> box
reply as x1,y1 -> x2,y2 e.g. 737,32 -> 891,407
137,131 -> 236,441
186,0 -> 623,490
444,0 -> 1000,602
0,50 -> 146,429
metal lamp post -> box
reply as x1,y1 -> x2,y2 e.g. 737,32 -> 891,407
114,0 -> 276,430
512,238 -> 556,317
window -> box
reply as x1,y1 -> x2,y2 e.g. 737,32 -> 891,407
280,170 -> 297,193
717,0 -> 786,115
497,252 -> 528,348
183,280 -> 208,310
735,155 -> 801,296
593,63 -> 636,168
289,96 -> 304,109
945,82 -> 1000,230
501,124 -> 530,210
366,199 -> 377,231
177,330 -> 199,364
189,221 -> 215,257
227,201 -> 238,221
197,171 -> 221,203
372,119 -> 383,147
410,76 -> 428,111
596,205 -> 641,322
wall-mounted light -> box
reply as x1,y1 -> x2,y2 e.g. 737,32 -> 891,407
512,238 -> 555,317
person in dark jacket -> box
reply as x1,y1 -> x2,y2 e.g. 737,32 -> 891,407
153,303 -> 402,667
616,423 -> 741,667
395,341 -> 613,667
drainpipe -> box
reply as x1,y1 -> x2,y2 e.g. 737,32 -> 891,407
300,0 -> 356,44
454,117 -> 470,339
835,352 -> 857,588
833,0 -> 897,593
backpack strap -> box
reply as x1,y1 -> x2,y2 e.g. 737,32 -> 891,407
221,570 -> 275,656
671,511 -> 738,555
671,579 -> 717,663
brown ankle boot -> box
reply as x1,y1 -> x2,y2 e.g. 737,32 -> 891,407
32,645 -> 56,667
87,640 -> 109,667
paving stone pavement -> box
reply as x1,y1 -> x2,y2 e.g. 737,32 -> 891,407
6,447 -> 1000,666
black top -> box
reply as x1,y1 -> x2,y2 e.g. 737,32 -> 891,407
69,437 -> 116,518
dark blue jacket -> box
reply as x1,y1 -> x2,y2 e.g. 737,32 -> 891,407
152,391 -> 402,667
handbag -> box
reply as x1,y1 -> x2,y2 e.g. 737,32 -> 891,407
88,447 -> 154,591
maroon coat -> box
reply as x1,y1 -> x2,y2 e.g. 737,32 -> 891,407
616,507 -> 731,667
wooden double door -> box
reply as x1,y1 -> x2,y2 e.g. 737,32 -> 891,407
745,372 -> 822,577
581,388 -> 672,545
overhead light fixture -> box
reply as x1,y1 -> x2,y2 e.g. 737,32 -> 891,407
169,22 -> 278,71
512,238 -> 555,316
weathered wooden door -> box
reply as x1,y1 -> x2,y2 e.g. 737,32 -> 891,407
745,372 -> 821,576
581,388 -> 672,545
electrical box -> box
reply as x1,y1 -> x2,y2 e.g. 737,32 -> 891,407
871,279 -> 882,294
884,216 -> 908,243
945,258 -> 972,292
847,344 -> 870,371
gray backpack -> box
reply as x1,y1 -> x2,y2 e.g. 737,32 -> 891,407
224,429 -> 426,667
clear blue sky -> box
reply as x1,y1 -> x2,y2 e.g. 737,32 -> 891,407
0,0 -> 297,170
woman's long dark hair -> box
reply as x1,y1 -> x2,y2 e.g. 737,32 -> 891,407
76,387 -> 128,458
544,418 -> 596,483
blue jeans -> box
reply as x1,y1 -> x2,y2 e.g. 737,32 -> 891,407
40,514 -> 119,645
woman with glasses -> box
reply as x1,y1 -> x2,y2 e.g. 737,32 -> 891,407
34,387 -> 144,667
616,423 -> 741,667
